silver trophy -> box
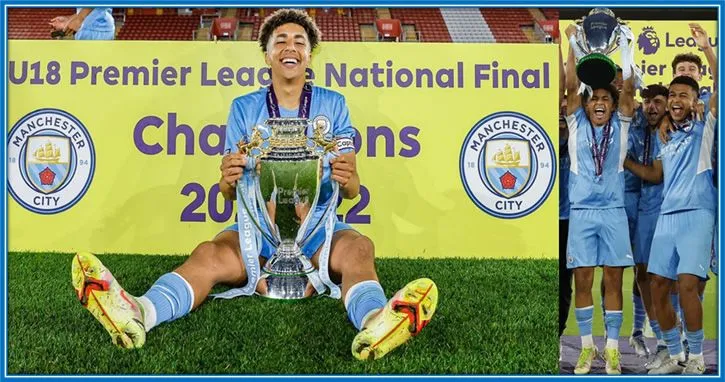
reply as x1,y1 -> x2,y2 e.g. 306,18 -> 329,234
572,8 -> 629,87
236,118 -> 339,300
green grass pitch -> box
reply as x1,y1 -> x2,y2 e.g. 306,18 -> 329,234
8,253 -> 558,374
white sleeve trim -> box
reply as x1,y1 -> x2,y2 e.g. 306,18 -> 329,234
697,111 -> 716,174
618,114 -> 631,173
566,110 -> 580,175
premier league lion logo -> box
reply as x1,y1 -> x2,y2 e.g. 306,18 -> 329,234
637,26 -> 660,55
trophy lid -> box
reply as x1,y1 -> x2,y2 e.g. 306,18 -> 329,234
588,8 -> 615,18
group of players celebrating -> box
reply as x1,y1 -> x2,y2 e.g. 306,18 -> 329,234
559,22 -> 718,375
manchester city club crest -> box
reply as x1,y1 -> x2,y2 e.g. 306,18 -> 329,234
8,109 -> 95,214
312,115 -> 331,135
484,139 -> 531,198
459,111 -> 556,219
25,136 -> 71,194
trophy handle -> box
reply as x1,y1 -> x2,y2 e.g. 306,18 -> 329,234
238,127 -> 272,158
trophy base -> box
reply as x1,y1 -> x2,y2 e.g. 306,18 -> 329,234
258,252 -> 317,300
576,53 -> 617,88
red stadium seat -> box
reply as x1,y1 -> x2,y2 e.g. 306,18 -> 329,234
211,17 -> 238,40
375,18 -> 403,41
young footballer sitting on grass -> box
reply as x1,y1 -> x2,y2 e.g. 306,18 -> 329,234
71,9 -> 438,361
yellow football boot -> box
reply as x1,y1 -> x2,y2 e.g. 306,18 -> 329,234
351,278 -> 438,361
71,252 -> 146,349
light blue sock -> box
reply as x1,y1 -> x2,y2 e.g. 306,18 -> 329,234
605,310 -> 623,341
650,319 -> 664,341
139,272 -> 194,330
685,329 -> 704,355
575,306 -> 594,336
345,280 -> 386,330
663,327 -> 683,357
632,293 -> 646,333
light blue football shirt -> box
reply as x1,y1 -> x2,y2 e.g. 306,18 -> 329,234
224,85 -> 356,237
657,112 -> 717,214
566,107 -> 631,209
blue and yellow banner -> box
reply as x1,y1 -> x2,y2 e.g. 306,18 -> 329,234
8,41 -> 558,258
560,20 -> 717,94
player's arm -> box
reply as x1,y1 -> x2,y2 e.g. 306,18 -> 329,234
710,89 -> 718,118
220,154 -> 246,201
565,24 -> 581,115
619,69 -> 635,118
60,8 -> 93,33
331,152 -> 360,199
623,158 -> 663,184
691,23 -> 717,91
220,102 -> 247,201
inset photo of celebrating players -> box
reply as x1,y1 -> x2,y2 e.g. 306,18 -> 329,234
558,7 -> 719,375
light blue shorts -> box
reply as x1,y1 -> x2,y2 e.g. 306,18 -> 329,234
624,191 -> 640,243
633,210 -> 659,264
223,220 -> 354,259
566,208 -> 634,269
648,209 -> 715,280
75,29 -> 115,40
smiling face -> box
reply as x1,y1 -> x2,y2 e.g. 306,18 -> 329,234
643,95 -> 667,127
585,88 -> 615,126
264,22 -> 311,81
674,61 -> 702,82
667,83 -> 698,122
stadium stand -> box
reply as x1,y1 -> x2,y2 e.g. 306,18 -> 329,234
8,8 -> 75,39
8,7 -> 563,43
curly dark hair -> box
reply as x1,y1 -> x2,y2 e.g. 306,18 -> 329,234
581,83 -> 619,109
671,53 -> 703,74
669,75 -> 700,97
258,9 -> 321,53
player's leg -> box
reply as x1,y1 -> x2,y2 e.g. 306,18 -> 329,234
601,266 -> 624,374
309,225 -> 438,361
72,229 -> 250,349
598,207 -> 633,374
624,193 -> 643,348
559,218 -> 573,337
676,209 -> 715,374
567,209 -> 599,374
646,213 -> 685,374
631,211 -> 659,358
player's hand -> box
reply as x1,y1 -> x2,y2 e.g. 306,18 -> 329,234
66,15 -> 83,33
689,23 -> 710,49
658,116 -> 675,144
49,16 -> 69,32
330,152 -> 355,187
694,100 -> 705,121
565,24 -> 577,39
220,153 -> 247,187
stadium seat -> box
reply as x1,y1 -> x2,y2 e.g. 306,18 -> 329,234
375,18 -> 403,41
211,17 -> 238,40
